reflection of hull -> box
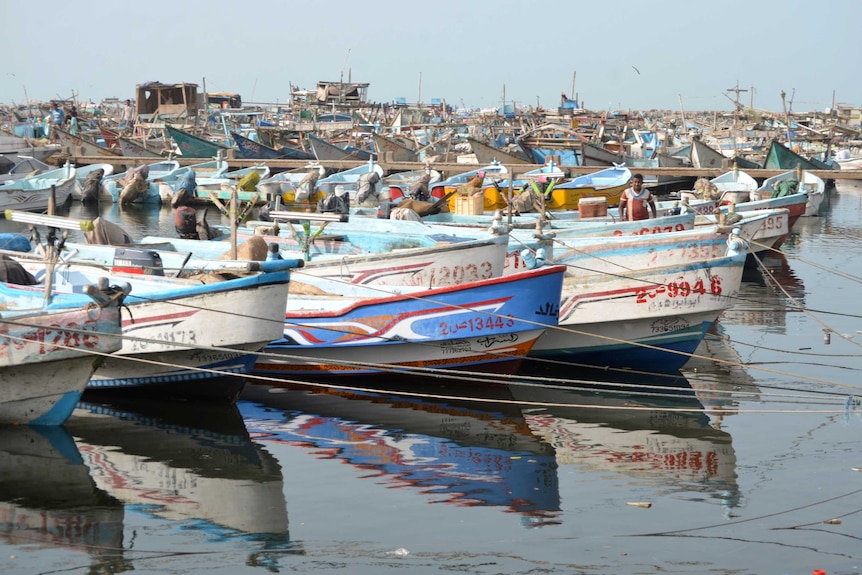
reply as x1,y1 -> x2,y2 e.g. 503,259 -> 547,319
510,380 -> 739,507
0,426 -> 124,554
67,399 -> 289,537
240,383 -> 561,522
721,252 -> 804,332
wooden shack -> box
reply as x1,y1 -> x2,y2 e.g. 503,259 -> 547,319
135,82 -> 199,121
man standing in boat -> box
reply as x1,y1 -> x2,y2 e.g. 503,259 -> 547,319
619,173 -> 657,221
120,99 -> 136,135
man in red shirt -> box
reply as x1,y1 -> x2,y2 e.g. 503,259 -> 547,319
619,173 -> 657,221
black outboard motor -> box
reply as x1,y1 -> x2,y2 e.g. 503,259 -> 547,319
112,247 -> 164,276
174,206 -> 199,239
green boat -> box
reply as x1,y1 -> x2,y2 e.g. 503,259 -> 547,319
166,125 -> 231,158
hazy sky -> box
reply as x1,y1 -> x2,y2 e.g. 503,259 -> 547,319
2,0 -> 858,113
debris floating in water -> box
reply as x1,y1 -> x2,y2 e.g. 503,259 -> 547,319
626,502 -> 652,508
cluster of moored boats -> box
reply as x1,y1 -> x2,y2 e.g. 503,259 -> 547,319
0,152 -> 827,427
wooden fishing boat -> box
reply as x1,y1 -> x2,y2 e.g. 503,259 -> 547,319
55,127 -> 123,158
0,163 -> 77,211
166,125 -> 231,158
371,132 -> 420,162
580,141 -> 623,166
690,137 -> 761,169
307,134 -> 373,161
231,131 -> 315,161
763,139 -> 832,171
0,278 -> 127,425
118,135 -> 165,158
254,265 -> 565,376
466,136 -> 531,165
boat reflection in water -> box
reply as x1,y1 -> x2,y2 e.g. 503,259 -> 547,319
65,393 -> 291,566
0,426 -> 126,571
724,252 -> 806,332
510,367 -> 741,513
239,381 -> 562,527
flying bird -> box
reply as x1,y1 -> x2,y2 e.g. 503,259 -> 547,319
632,66 -> 641,75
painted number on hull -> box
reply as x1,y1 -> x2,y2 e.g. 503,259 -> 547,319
425,262 -> 494,285
613,223 -> 687,236
636,277 -> 722,304
439,314 -> 515,336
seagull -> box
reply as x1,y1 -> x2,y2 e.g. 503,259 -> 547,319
632,66 -> 641,75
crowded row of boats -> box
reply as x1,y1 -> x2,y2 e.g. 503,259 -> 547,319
0,138 -> 826,428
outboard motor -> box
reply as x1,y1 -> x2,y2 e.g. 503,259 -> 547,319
174,205 -> 199,239
112,247 -> 164,276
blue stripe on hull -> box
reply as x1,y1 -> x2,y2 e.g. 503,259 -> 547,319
529,322 -> 711,372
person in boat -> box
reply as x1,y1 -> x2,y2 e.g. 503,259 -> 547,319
120,99 -> 136,134
619,173 -> 656,221
66,105 -> 79,136
49,102 -> 65,141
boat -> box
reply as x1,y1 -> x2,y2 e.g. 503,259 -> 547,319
465,136 -> 531,165
371,132 -> 420,162
231,131 -> 314,160
753,166 -> 826,217
546,164 -> 631,209
98,124 -> 121,150
517,124 -> 588,166
0,425 -> 125,558
254,264 -> 565,376
71,162 -> 115,202
625,152 -> 693,190
689,137 -> 761,169
67,399 -> 289,546
307,134 -> 373,161
117,135 -> 165,158
0,155 -> 51,184
699,167 -> 759,205
580,141 -> 623,166
54,127 -> 123,158
101,159 -> 181,204
525,227 -> 750,371
165,124 -> 231,158
189,163 -> 271,205
9,248 -> 304,401
764,139 -> 831,171
257,163 -> 327,205
315,158 -> 384,198
0,133 -> 60,163
0,163 -> 77,211
141,220 -> 511,288
472,161 -> 567,212
0,276 -> 128,425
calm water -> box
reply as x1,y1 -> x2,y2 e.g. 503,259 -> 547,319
2,188 -> 861,575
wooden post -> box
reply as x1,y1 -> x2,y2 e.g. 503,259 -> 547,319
230,186 -> 238,260
48,184 -> 56,216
